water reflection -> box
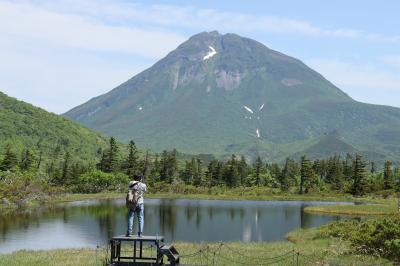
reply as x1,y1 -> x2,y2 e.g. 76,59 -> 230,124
0,199 -> 352,253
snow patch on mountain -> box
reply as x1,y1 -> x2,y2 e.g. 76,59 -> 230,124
203,46 -> 217,60
243,105 -> 254,114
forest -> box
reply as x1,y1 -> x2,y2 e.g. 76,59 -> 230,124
1,136 -> 399,206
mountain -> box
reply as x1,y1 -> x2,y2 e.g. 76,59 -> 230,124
64,31 -> 400,163
0,91 -> 107,164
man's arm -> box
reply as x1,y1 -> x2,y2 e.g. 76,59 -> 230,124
140,183 -> 147,192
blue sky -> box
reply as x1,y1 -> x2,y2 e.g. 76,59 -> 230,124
1,0 -> 400,113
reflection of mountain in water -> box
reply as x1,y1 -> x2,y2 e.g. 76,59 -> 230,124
0,199 -> 350,253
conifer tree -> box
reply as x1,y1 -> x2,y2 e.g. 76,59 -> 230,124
124,140 -> 138,177
238,156 -> 248,186
36,151 -> 43,170
150,154 -> 161,183
299,155 -> 313,194
351,154 -> 367,196
343,153 -> 353,180
61,151 -> 71,182
383,160 -> 393,190
97,151 -> 107,172
279,158 -> 291,191
206,159 -> 223,186
102,137 -> 119,173
160,150 -> 178,183
324,155 -> 344,190
160,150 -> 169,182
253,156 -> 263,186
70,162 -> 86,184
46,161 -> 55,181
370,161 -> 376,174
288,158 -> 300,186
167,149 -> 178,183
20,149 -> 34,171
0,145 -> 18,171
224,154 -> 239,187
312,160 -> 324,180
181,158 -> 196,184
270,163 -> 281,188
333,158 -> 344,190
193,158 -> 202,186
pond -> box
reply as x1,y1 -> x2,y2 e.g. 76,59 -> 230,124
0,198 -> 354,253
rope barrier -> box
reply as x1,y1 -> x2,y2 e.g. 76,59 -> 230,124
217,252 -> 294,266
179,248 -> 205,258
101,238 -> 397,266
222,243 -> 294,262
264,254 -> 294,265
211,244 -> 295,266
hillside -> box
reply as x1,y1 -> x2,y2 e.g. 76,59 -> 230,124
64,31 -> 400,163
0,91 -> 107,165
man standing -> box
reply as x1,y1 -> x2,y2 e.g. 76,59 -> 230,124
126,172 -> 147,237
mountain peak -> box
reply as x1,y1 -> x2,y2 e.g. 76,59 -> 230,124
189,30 -> 221,40
64,32 -> 400,163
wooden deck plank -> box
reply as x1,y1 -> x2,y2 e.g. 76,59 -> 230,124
112,235 -> 164,241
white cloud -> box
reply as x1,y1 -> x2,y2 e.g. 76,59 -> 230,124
0,1 -> 186,58
23,0 -> 400,42
307,59 -> 400,107
0,1 -> 186,113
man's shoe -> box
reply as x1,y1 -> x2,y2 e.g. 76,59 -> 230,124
138,232 -> 142,238
125,232 -> 132,237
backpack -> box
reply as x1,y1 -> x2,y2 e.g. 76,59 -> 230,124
126,182 -> 140,209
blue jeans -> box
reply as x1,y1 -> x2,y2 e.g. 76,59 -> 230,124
127,203 -> 144,235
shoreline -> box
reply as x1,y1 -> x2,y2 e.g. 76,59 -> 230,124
58,192 -> 397,216
0,227 -> 393,265
1,191 -> 397,216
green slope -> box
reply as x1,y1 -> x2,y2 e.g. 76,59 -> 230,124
0,91 -> 107,164
64,31 -> 400,163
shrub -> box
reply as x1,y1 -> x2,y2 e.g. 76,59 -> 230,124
0,170 -> 49,206
74,170 -> 129,193
351,216 -> 400,260
319,216 -> 400,261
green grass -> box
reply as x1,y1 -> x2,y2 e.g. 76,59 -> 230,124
0,249 -> 105,266
304,202 -> 398,216
0,227 -> 393,266
55,192 -> 125,203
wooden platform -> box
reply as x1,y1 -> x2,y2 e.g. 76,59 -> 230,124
109,263 -> 198,266
109,235 -> 165,265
